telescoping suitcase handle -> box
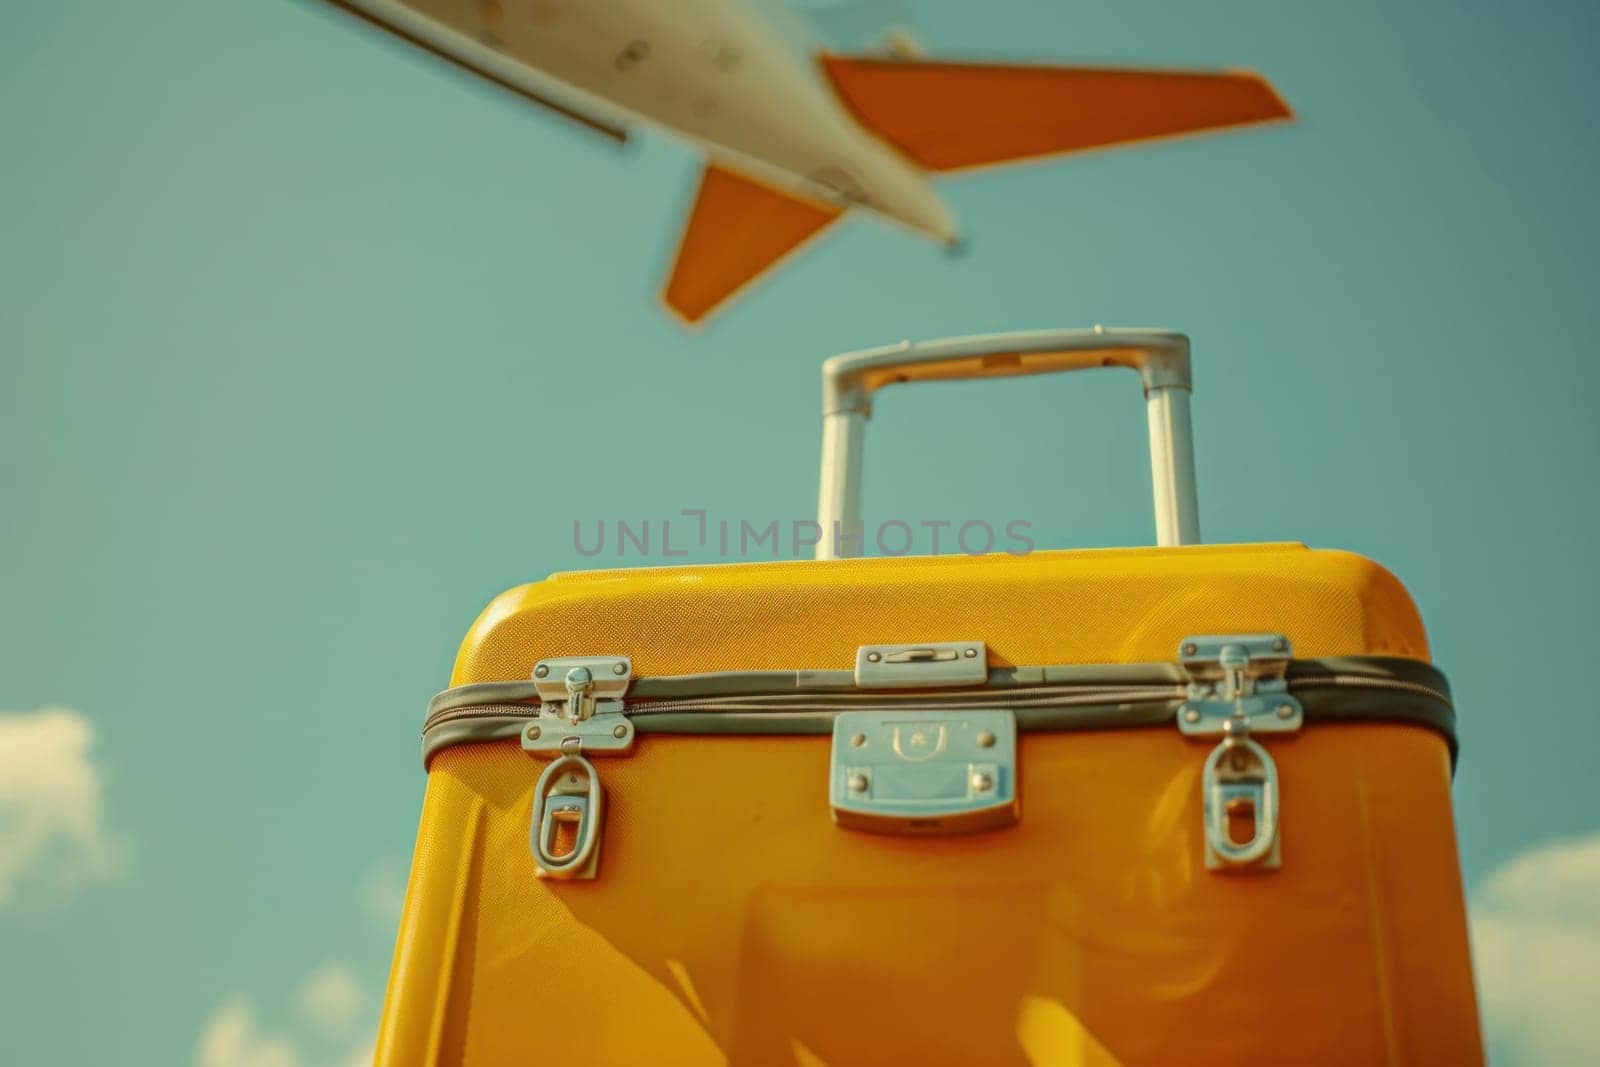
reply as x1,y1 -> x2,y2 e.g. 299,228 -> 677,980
816,327 -> 1199,560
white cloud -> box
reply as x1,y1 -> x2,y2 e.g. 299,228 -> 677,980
1471,832 -> 1600,1065
299,965 -> 364,1034
197,1002 -> 299,1067
195,857 -> 396,1066
198,969 -> 375,1067
0,707 -> 116,904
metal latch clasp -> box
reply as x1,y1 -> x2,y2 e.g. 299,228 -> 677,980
530,752 -> 603,879
533,656 -> 632,722
855,641 -> 987,687
830,709 -> 1018,834
1178,634 -> 1301,735
524,656 -> 636,880
1202,736 -> 1281,868
523,656 -> 636,755
1178,634 -> 1300,871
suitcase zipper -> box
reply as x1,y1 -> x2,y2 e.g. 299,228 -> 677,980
1302,673 -> 1450,705
419,671 -> 1445,734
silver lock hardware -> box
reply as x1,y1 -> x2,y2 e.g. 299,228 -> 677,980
1178,634 -> 1300,871
530,751 -> 604,879
830,709 -> 1018,835
525,655 -> 636,879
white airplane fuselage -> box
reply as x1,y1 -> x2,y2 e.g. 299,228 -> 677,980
360,0 -> 957,241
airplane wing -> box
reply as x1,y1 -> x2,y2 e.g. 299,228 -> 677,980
821,56 -> 1291,172
663,164 -> 844,325
322,0 -> 630,143
663,58 -> 1291,324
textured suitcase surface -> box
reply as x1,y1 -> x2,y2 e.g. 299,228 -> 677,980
377,544 -> 1482,1065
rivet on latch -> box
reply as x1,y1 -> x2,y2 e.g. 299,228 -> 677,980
977,730 -> 996,747
848,773 -> 869,793
1182,707 -> 1202,724
525,725 -> 541,741
970,770 -> 993,791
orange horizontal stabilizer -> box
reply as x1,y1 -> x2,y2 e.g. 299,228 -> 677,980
664,164 -> 844,324
821,55 -> 1292,172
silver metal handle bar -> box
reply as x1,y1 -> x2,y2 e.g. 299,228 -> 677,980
816,327 -> 1200,560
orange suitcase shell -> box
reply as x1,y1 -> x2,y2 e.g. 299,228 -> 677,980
376,331 -> 1482,1065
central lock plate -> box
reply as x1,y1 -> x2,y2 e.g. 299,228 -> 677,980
829,709 -> 1018,835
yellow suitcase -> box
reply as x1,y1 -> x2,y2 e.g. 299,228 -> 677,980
377,330 -> 1483,1065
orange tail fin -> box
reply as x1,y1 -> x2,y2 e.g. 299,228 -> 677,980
663,164 -> 844,325
821,55 -> 1292,172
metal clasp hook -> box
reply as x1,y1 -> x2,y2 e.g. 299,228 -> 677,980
564,666 -> 596,722
531,752 -> 604,879
1202,735 -> 1281,869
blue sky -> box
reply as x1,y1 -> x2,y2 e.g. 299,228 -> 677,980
2,1 -> 1597,1063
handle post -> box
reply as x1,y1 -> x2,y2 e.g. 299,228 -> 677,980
815,327 -> 1200,560
817,410 -> 866,555
1146,384 -> 1201,547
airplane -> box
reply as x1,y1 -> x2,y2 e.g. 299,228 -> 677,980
317,0 -> 1292,324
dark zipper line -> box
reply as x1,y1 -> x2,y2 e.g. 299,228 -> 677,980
421,673 -> 1450,735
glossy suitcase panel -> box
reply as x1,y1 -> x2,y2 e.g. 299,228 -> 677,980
451,544 -> 1429,684
379,545 -> 1480,1065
